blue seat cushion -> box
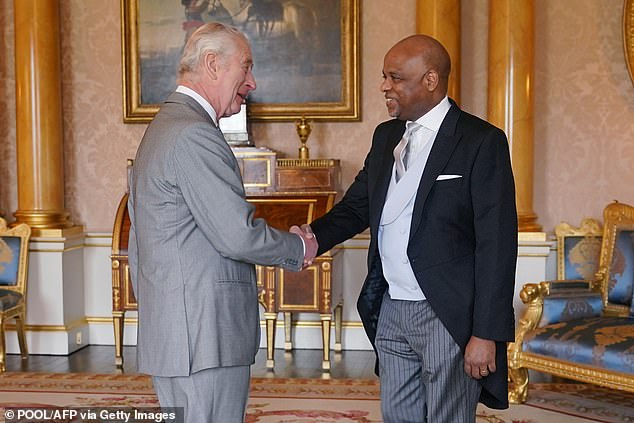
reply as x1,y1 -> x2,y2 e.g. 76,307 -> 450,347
0,288 -> 22,312
524,316 -> 634,374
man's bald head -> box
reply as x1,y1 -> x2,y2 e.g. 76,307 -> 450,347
391,34 -> 451,91
381,34 -> 451,121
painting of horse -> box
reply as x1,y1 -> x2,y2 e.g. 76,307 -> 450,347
126,0 -> 358,121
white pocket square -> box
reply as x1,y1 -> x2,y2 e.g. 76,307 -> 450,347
436,174 -> 462,181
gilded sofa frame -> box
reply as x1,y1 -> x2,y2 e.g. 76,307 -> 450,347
508,202 -> 634,403
0,218 -> 31,372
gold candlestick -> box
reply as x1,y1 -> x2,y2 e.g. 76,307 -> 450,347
296,116 -> 312,160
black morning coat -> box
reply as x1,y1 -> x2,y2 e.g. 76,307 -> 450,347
310,99 -> 518,409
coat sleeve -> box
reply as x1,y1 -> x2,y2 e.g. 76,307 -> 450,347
470,127 -> 518,342
310,134 -> 383,255
172,123 -> 304,271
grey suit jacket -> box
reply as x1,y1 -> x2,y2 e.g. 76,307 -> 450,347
128,92 -> 304,377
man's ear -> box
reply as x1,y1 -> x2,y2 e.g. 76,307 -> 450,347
203,52 -> 219,80
424,70 -> 440,92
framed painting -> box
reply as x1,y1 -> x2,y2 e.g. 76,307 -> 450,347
121,0 -> 360,122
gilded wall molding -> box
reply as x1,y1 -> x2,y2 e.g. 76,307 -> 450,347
625,0 -> 634,87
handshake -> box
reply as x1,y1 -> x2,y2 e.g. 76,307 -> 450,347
290,224 -> 318,269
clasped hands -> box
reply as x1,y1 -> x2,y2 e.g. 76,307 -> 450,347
289,224 -> 317,268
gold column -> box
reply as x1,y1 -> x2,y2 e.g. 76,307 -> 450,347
416,0 -> 461,102
13,0 -> 76,234
487,0 -> 540,231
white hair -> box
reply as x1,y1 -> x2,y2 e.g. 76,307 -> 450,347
178,22 -> 249,77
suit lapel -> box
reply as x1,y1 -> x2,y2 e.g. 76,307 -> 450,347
370,121 -> 405,231
409,103 -> 462,240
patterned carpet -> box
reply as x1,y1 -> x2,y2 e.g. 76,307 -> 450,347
0,373 -> 633,422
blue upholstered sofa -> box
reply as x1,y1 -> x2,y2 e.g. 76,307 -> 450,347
508,202 -> 634,403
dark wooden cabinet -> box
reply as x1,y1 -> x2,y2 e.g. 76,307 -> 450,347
111,158 -> 342,370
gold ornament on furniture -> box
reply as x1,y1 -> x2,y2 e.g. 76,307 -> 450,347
296,116 -> 312,160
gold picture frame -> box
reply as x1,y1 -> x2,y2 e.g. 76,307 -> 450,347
625,0 -> 634,87
121,0 -> 360,123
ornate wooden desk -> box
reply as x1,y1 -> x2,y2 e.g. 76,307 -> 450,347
249,190 -> 342,370
111,157 -> 342,370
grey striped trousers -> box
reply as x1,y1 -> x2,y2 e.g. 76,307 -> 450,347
375,293 -> 481,422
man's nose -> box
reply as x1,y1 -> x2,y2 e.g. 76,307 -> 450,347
246,71 -> 256,91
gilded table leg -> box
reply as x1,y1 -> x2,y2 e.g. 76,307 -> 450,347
264,312 -> 277,369
284,312 -> 293,351
15,312 -> 28,359
334,303 -> 342,352
113,312 -> 124,367
320,314 -> 332,371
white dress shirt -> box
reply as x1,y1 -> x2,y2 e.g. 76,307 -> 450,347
407,96 -> 451,166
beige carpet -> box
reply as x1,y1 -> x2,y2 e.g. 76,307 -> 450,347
0,373 -> 633,422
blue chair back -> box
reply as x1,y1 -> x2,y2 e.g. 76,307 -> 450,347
555,218 -> 602,281
597,203 -> 634,316
607,230 -> 634,313
0,236 -> 22,286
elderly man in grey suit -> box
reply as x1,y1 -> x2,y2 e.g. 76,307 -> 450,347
128,22 -> 317,423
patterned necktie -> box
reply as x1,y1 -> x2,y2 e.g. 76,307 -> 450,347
393,121 -> 421,182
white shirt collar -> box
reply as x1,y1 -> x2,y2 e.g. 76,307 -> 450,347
175,85 -> 218,126
411,96 -> 451,132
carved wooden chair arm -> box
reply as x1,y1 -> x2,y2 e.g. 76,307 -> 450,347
511,279 -> 601,354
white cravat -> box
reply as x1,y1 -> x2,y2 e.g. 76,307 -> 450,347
393,121 -> 422,182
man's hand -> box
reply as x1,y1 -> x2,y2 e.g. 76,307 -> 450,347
290,224 -> 318,268
463,335 -> 496,379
